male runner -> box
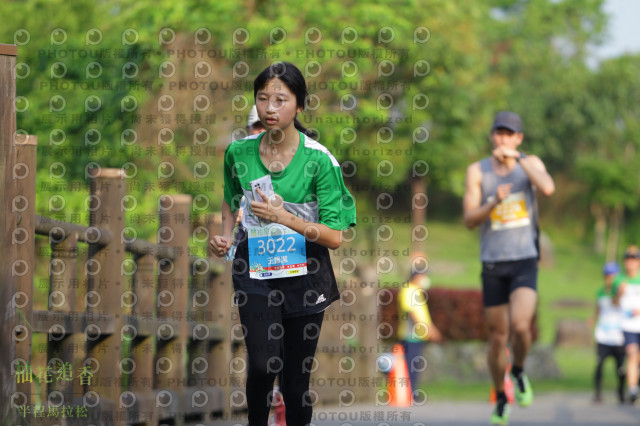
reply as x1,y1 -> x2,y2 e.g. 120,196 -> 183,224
463,111 -> 555,424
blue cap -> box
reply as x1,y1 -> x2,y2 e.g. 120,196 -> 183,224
603,261 -> 619,276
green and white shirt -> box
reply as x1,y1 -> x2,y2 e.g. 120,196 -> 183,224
224,131 -> 356,318
224,131 -> 356,231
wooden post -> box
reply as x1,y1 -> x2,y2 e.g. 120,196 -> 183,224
354,266 -> 378,404
48,232 -> 79,407
188,252 -> 208,382
50,234 -> 78,313
127,253 -> 157,424
130,253 -> 156,394
14,134 -> 36,410
155,193 -> 191,425
0,43 -> 18,426
205,213 -> 233,415
88,168 -> 127,423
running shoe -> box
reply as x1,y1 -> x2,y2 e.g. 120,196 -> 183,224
511,373 -> 533,407
490,402 -> 510,425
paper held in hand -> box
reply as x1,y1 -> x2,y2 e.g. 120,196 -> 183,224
250,174 -> 274,203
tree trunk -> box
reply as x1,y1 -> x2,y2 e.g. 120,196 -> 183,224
591,202 -> 606,255
411,177 -> 427,254
606,204 -> 624,262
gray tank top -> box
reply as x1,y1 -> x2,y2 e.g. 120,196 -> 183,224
479,157 -> 539,262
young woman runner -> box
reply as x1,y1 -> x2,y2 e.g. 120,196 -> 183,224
210,61 -> 356,426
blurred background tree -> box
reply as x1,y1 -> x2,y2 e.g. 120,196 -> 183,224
2,0 -> 639,258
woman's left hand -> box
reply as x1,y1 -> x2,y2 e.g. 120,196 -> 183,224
250,187 -> 288,224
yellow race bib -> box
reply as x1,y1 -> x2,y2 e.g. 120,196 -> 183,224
489,192 -> 530,230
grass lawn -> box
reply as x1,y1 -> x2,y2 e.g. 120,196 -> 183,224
424,347 -> 616,402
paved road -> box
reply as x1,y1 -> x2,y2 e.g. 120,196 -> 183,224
211,392 -> 640,425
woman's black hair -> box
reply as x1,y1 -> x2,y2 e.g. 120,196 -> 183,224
253,62 -> 317,139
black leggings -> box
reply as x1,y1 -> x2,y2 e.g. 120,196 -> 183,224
594,343 -> 625,400
238,293 -> 324,426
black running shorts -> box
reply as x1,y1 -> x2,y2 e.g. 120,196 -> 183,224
481,257 -> 538,307
231,228 -> 340,319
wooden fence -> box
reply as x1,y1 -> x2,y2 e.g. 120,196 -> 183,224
2,44 -> 379,426
11,160 -> 235,426
38,182 -> 232,426
0,42 -> 233,426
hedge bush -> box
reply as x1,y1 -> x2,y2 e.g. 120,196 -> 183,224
379,286 -> 538,342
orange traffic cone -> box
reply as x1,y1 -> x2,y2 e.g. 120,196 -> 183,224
388,344 -> 413,407
489,348 -> 515,404
269,386 -> 286,426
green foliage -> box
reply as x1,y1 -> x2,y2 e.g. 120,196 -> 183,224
576,157 -> 639,209
572,55 -> 640,214
2,0 -> 639,245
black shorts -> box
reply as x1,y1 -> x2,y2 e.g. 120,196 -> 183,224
481,258 -> 538,307
231,228 -> 340,319
597,342 -> 625,359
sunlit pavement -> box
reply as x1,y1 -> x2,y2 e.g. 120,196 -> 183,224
311,392 -> 640,425
212,392 -> 640,425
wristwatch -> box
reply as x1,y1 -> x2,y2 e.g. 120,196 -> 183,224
516,152 -> 526,162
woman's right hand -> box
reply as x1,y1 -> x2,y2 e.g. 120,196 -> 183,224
210,235 -> 231,258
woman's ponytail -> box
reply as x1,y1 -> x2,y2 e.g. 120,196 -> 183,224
294,117 -> 317,139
